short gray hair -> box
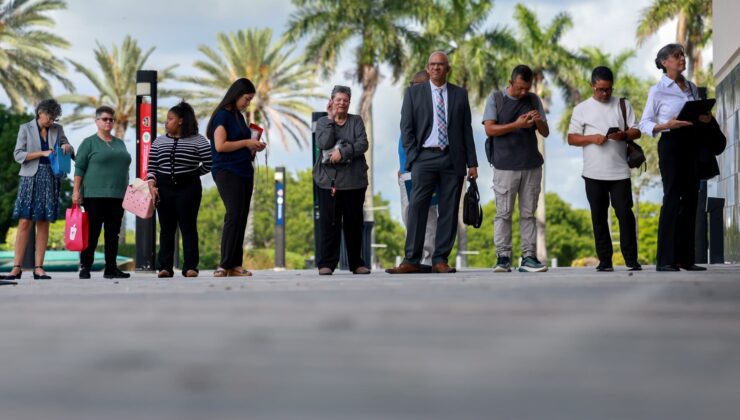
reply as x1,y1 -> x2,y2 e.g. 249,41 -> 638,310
331,85 -> 351,100
655,43 -> 684,73
427,51 -> 450,65
35,99 -> 61,119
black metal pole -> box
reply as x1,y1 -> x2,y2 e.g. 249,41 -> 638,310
135,70 -> 157,271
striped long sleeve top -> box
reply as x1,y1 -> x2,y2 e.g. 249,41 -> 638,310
146,134 -> 212,182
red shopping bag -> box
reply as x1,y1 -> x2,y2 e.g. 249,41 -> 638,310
65,204 -> 88,252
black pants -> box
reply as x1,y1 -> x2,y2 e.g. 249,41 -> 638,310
405,149 -> 464,265
156,175 -> 202,273
80,197 -> 124,271
657,131 -> 700,266
214,170 -> 253,269
584,177 -> 638,265
317,187 -> 366,271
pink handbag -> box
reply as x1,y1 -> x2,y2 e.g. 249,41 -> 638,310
122,178 -> 155,219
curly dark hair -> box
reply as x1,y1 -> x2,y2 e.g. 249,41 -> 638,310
35,99 -> 62,119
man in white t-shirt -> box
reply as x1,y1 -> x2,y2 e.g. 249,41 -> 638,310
567,66 -> 642,272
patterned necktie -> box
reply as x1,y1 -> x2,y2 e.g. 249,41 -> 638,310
435,87 -> 448,148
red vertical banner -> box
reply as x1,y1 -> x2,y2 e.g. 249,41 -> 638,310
138,98 -> 152,179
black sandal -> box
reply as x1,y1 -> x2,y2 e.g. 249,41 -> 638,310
5,265 -> 22,280
33,266 -> 51,280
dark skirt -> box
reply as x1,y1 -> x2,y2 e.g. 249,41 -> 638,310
12,164 -> 61,222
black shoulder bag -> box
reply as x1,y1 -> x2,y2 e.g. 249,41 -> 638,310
462,177 -> 483,228
621,98 -> 646,170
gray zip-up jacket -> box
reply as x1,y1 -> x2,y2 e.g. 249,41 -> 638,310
312,114 -> 369,190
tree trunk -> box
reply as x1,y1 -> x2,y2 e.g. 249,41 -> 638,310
532,73 -> 547,263
359,64 -> 379,265
359,64 -> 378,224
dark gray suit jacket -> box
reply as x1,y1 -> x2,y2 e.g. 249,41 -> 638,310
400,82 -> 478,176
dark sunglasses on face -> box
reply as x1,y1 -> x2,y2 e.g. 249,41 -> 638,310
98,117 -> 114,123
593,87 -> 613,94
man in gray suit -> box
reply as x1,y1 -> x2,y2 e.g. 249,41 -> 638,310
387,51 -> 478,274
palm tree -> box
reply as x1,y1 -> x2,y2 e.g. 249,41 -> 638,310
180,28 -> 320,150
0,0 -> 72,112
287,0 -> 423,239
58,35 -> 176,139
406,0 -> 517,105
636,0 -> 712,82
511,3 -> 583,263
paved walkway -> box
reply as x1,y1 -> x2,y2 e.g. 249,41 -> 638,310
1,265 -> 739,420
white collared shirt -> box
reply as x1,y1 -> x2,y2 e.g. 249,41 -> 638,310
423,80 -> 448,148
639,74 -> 698,137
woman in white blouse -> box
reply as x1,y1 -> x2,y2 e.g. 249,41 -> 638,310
639,43 -> 712,272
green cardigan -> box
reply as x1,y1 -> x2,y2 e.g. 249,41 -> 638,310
74,134 -> 132,199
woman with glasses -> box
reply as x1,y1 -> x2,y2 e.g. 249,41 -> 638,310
72,106 -> 132,279
5,99 -> 73,280
640,43 -> 712,271
313,85 -> 371,275
146,101 -> 212,278
206,78 -> 266,277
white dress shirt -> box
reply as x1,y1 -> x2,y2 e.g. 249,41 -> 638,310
423,80 -> 448,148
639,74 -> 698,137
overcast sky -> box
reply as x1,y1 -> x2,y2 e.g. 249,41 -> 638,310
11,0 -> 690,221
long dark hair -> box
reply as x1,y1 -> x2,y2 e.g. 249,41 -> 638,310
169,101 -> 198,137
206,78 -> 256,140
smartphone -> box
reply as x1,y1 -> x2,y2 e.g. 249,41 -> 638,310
606,127 -> 620,136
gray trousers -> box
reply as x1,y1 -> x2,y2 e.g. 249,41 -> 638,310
404,149 -> 464,265
399,172 -> 438,266
492,167 -> 542,258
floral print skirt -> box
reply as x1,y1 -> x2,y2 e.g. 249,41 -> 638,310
12,164 -> 61,222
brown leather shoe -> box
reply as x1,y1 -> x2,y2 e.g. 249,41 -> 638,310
385,263 -> 421,274
432,262 -> 456,273
353,266 -> 371,274
184,269 -> 198,278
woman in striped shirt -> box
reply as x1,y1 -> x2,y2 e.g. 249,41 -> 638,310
147,101 -> 212,278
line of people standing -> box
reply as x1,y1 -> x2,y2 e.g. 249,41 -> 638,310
3,42 -> 723,279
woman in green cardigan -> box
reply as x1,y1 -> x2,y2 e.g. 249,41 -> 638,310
72,106 -> 132,279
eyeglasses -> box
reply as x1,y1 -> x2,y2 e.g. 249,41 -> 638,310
97,117 -> 114,123
593,87 -> 613,94
671,51 -> 686,59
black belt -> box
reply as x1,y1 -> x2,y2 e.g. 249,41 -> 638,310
423,147 -> 447,153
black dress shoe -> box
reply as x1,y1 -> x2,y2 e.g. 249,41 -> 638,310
596,261 -> 614,272
626,262 -> 643,271
656,265 -> 679,272
79,268 -> 91,279
104,268 -> 131,279
33,266 -> 51,280
677,264 -> 707,271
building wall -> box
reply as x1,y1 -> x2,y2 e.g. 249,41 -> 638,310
711,0 -> 740,262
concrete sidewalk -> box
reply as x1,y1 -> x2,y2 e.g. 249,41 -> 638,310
1,265 -> 739,420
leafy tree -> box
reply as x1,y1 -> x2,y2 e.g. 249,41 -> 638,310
0,105 -> 32,242
636,0 -> 712,82
287,0 -> 423,227
58,36 -> 177,139
181,28 -> 320,150
0,0 -> 72,112
372,193 -> 406,268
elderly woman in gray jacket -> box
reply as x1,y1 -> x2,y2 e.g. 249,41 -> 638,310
313,85 -> 370,275
5,99 -> 73,280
